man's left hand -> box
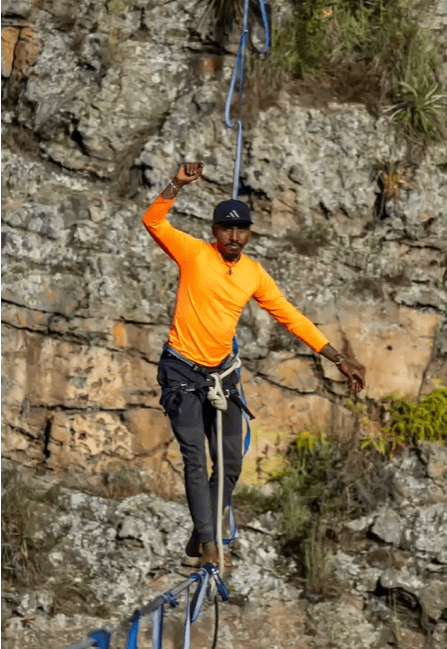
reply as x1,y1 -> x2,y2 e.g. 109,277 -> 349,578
338,359 -> 365,392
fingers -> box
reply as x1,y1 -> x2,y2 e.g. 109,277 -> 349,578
350,378 -> 363,392
349,370 -> 365,392
176,162 -> 204,183
185,162 -> 204,178
339,360 -> 365,392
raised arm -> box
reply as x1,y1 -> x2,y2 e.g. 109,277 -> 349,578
142,161 -> 205,265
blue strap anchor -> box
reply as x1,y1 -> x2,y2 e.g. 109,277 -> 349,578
224,0 -> 270,199
64,566 -> 229,649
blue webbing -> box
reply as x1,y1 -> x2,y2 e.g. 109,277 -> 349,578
224,0 -> 270,198
88,630 -> 111,649
233,336 -> 251,456
152,589 -> 181,649
66,567 -> 228,649
125,612 -> 141,649
221,0 -> 270,537
152,566 -> 229,649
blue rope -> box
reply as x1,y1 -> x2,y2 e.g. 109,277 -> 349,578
224,0 -> 270,198
152,590 -> 181,649
232,336 -> 251,456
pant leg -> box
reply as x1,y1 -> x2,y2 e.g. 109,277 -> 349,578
205,398 -> 243,535
168,391 -> 215,544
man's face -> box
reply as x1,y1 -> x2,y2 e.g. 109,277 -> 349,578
213,223 -> 251,261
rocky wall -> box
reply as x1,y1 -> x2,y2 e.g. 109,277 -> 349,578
2,0 -> 446,486
2,443 -> 447,649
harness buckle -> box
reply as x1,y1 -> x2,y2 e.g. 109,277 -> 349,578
180,383 -> 196,393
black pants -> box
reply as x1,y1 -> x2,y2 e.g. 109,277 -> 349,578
158,350 -> 243,544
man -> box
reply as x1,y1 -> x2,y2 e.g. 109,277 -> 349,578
142,162 -> 365,566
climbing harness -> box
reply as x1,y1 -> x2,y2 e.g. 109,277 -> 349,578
225,0 -> 270,199
161,343 -> 254,427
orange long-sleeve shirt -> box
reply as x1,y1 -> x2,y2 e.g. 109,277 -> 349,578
142,195 -> 329,366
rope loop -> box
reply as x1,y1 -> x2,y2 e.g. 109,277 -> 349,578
207,373 -> 227,411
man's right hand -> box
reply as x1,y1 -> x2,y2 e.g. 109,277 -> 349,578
174,162 -> 204,186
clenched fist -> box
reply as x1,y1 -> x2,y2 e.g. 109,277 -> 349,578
174,162 -> 204,186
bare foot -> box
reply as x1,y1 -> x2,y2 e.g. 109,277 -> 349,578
200,541 -> 219,566
199,541 -> 233,568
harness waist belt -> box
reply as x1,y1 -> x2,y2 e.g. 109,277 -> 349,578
163,343 -> 236,373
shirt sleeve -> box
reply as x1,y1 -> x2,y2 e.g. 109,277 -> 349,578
252,264 -> 329,352
142,194 -> 203,265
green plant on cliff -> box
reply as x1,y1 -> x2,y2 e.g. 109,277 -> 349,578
266,428 -> 364,596
269,428 -> 357,538
360,384 -> 447,457
244,385 -> 446,597
270,0 -> 335,76
303,524 -> 339,598
376,159 -> 407,201
387,78 -> 447,142
270,0 -> 446,141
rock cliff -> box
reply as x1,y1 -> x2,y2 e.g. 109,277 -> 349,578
2,443 -> 447,649
1,2 -> 447,646
2,0 -> 446,487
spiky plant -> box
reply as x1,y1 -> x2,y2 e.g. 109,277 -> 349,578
195,0 -> 244,43
388,77 -> 447,141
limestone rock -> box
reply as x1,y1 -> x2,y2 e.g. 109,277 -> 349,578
258,351 -> 319,392
1,25 -> 19,77
122,407 -> 172,454
1,21 -> 39,85
371,508 -> 404,545
401,503 -> 447,563
319,302 -> 440,400
307,596 -> 382,649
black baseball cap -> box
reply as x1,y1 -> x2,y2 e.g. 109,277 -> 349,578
213,199 -> 252,226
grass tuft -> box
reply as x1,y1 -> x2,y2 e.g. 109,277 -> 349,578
1,469 -> 56,586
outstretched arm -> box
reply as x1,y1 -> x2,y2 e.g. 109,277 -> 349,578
253,268 -> 366,393
161,162 -> 204,200
319,343 -> 365,393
